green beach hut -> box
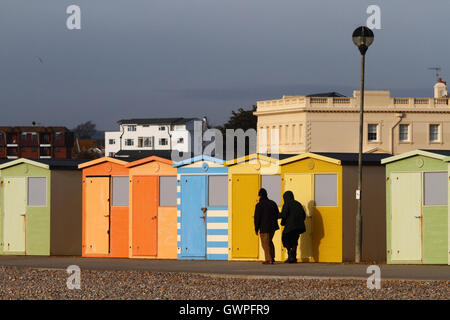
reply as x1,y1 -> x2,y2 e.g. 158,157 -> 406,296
442,155 -> 450,265
0,158 -> 83,256
382,150 -> 450,265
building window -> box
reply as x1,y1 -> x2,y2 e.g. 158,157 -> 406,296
159,126 -> 166,131
127,125 -> 136,132
109,139 -> 115,145
399,124 -> 409,142
138,137 -> 153,148
177,138 -> 184,144
109,152 -> 115,157
125,139 -> 134,146
144,137 -> 153,147
55,147 -> 60,153
32,147 -> 37,152
159,138 -> 168,146
367,124 -> 378,142
429,124 -> 440,142
55,132 -> 62,142
143,125 -> 150,127
175,125 -> 184,131
22,147 -> 27,152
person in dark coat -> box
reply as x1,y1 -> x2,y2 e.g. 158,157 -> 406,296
254,188 -> 280,264
279,191 -> 306,263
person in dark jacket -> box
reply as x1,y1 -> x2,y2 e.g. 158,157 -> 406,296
254,188 -> 280,264
279,191 -> 306,263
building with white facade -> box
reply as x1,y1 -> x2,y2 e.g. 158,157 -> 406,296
105,118 -> 202,158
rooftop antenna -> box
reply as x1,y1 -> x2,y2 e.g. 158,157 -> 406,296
428,67 -> 441,80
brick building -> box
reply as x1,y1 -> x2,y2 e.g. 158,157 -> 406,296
0,126 -> 74,159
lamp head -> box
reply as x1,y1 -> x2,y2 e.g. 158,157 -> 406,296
352,26 -> 374,55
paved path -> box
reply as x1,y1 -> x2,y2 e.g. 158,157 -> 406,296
0,256 -> 448,281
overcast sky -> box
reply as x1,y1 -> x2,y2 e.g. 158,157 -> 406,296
0,0 -> 449,130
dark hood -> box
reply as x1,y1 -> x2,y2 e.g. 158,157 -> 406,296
283,191 -> 295,202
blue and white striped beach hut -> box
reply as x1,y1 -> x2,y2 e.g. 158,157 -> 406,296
174,155 -> 229,260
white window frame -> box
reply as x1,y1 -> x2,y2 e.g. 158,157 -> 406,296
159,138 -> 168,146
367,123 -> 379,142
399,124 -> 410,142
429,124 -> 441,143
159,126 -> 166,131
125,139 -> 134,146
127,125 -> 137,132
109,139 -> 115,145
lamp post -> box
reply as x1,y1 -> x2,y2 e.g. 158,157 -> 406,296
352,26 -> 374,263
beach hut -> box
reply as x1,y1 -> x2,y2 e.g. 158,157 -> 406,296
225,154 -> 292,262
174,155 -> 228,260
0,158 -> 83,256
382,150 -> 450,265
78,157 -> 131,258
125,156 -> 178,259
279,152 -> 389,263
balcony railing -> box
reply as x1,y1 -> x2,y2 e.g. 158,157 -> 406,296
309,97 -> 328,104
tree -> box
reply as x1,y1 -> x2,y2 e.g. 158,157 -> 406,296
217,105 -> 257,133
72,121 -> 96,139
215,105 -> 258,159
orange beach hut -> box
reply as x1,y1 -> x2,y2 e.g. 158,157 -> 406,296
78,157 -> 130,258
125,156 -> 178,259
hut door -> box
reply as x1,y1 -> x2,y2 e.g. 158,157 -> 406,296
85,177 -> 110,255
232,174 -> 259,258
3,177 -> 26,253
181,175 -> 206,257
132,176 -> 158,256
284,174 -> 314,262
391,172 -> 422,261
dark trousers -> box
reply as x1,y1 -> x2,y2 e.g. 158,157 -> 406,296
282,230 -> 301,250
260,232 -> 275,262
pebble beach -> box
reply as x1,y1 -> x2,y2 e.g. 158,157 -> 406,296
0,266 -> 447,300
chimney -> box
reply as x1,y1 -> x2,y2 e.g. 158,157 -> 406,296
434,77 -> 448,98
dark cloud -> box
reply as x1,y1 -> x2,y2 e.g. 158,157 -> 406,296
0,0 -> 448,130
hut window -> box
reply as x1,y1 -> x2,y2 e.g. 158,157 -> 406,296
261,175 -> 281,206
314,174 -> 337,206
28,177 -> 47,206
160,176 -> 177,206
208,175 -> 228,207
424,172 -> 447,206
112,176 -> 129,206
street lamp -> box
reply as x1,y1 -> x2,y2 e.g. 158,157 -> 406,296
352,26 -> 374,263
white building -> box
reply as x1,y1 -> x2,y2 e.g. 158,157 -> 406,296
105,118 -> 202,158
